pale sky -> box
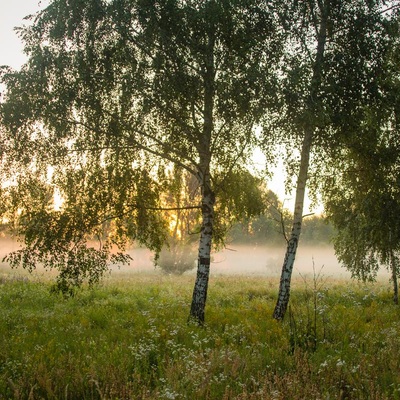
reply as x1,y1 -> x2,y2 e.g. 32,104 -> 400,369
0,1 -> 49,69
0,0 -> 321,214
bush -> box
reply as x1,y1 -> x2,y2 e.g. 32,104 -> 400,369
156,243 -> 197,275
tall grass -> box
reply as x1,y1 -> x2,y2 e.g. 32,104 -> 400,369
0,271 -> 399,399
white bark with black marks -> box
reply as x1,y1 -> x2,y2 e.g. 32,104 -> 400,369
189,188 -> 215,324
273,0 -> 329,320
391,250 -> 398,305
273,128 -> 313,320
188,27 -> 216,325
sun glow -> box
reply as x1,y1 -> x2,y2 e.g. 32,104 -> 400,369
251,147 -> 324,215
53,189 -> 63,211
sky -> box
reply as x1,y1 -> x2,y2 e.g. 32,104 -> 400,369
0,1 -> 322,215
0,1 -> 49,69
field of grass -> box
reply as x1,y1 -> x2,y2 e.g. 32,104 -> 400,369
0,269 -> 400,399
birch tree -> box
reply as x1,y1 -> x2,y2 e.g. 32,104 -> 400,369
0,0 -> 281,322
326,164 -> 400,303
322,14 -> 400,301
271,0 -> 398,320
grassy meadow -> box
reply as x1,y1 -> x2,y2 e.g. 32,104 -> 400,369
0,268 -> 400,399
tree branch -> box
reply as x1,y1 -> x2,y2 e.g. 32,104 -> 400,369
58,116 -> 199,177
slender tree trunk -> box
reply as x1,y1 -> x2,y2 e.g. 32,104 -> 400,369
273,127 -> 313,320
391,250 -> 398,305
189,184 -> 215,324
189,26 -> 215,325
273,0 -> 328,320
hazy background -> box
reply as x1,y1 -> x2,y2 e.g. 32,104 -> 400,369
0,237 -> 391,280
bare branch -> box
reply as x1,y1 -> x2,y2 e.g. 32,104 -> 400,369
302,212 -> 315,219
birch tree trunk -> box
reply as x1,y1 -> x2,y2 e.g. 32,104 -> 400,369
188,27 -> 215,325
391,250 -> 398,305
273,0 -> 328,320
273,128 -> 313,320
189,183 -> 215,324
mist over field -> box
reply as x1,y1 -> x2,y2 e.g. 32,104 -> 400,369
121,243 -> 391,279
206,245 -> 349,277
1,237 -> 390,280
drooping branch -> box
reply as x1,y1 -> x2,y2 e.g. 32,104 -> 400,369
124,27 -> 202,76
56,116 -> 199,177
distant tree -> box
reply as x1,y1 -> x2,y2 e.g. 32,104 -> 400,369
269,0 -> 398,320
0,0 -> 282,322
301,216 -> 335,245
156,168 -> 200,275
228,188 -> 292,246
157,168 -> 267,274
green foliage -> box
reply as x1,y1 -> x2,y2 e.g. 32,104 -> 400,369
262,0 -> 398,200
154,167 -> 200,275
229,211 -> 334,246
157,243 -> 197,275
0,164 -> 167,294
301,216 -> 335,245
322,22 -> 400,282
4,241 -> 131,296
212,169 -> 268,248
325,149 -> 400,282
288,264 -> 329,354
1,274 -> 400,399
0,0 -> 283,298
156,168 -> 269,274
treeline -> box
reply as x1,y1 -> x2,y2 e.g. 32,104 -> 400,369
229,214 -> 335,246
